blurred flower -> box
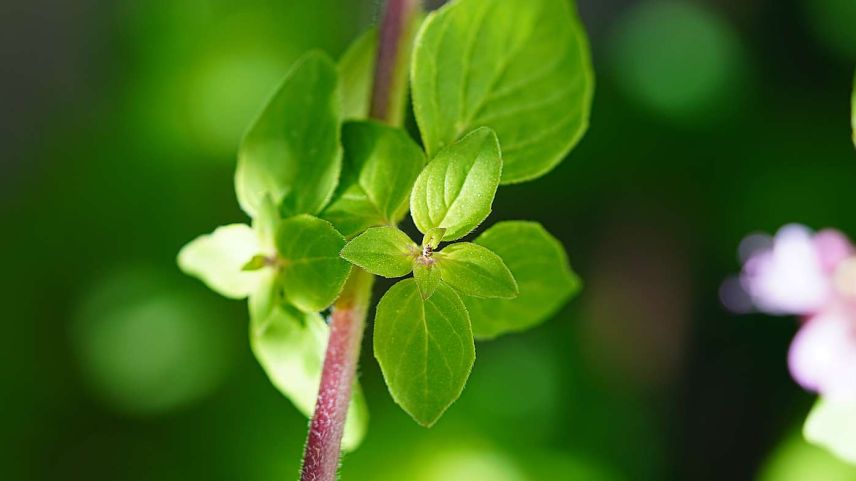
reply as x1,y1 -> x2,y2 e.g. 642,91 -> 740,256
789,304 -> 856,400
727,224 -> 856,464
737,225 -> 851,316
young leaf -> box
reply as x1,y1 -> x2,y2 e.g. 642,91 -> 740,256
177,224 -> 264,299
236,51 -> 342,218
339,28 -> 378,120
276,215 -> 351,312
413,259 -> 441,299
340,226 -> 418,278
409,127 -> 502,241
422,227 -> 446,250
463,221 -> 581,339
242,255 -> 268,272
322,121 -> 426,237
435,242 -> 518,299
373,279 -> 475,427
411,0 -> 594,183
250,298 -> 368,451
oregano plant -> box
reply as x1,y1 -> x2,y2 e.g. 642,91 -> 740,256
177,0 -> 592,479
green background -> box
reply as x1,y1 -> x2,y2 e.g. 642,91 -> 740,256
2,0 -> 856,479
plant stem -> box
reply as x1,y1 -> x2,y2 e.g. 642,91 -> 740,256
370,0 -> 421,125
299,2 -> 420,480
299,269 -> 373,481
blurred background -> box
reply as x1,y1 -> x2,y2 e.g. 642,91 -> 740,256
2,0 -> 856,479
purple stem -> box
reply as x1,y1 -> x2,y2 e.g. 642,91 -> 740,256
299,270 -> 372,481
370,0 -> 420,124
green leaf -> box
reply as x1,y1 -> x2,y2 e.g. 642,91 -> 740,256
276,215 -> 351,312
422,227 -> 446,250
340,226 -> 418,278
411,0 -> 594,183
322,121 -> 426,237
339,28 -> 378,120
249,299 -> 368,451
236,51 -> 343,218
804,397 -> 856,465
851,72 -> 855,147
409,127 -> 502,241
373,279 -> 475,427
252,194 -> 280,249
413,259 -> 441,299
435,242 -> 518,299
177,224 -> 265,299
464,221 -> 581,339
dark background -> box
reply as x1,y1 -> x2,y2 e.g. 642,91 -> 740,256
2,0 -> 856,479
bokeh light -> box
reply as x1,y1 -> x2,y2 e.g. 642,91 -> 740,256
72,267 -> 237,414
608,0 -> 746,121
410,443 -> 528,481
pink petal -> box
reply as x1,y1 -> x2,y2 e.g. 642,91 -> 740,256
742,225 -> 831,315
814,229 -> 854,274
789,307 -> 856,399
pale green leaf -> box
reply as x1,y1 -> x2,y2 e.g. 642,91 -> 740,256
339,28 -> 378,120
804,397 -> 856,465
250,299 -> 367,451
436,242 -> 518,299
373,279 -> 475,427
411,0 -> 594,183
236,51 -> 342,218
409,127 -> 501,241
340,226 -> 418,278
464,221 -> 581,339
322,121 -> 426,237
276,215 -> 351,312
413,259 -> 441,299
178,224 -> 265,299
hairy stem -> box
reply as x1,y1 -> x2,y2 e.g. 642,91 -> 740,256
299,2 -> 420,480
299,269 -> 373,481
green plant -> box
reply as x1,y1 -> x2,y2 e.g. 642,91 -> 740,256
177,0 -> 593,479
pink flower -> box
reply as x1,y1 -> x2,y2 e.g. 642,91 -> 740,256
731,224 -> 856,399
738,225 -> 850,315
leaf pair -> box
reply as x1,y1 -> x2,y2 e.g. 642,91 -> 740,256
179,208 -> 351,316
343,225 -> 517,299
180,49 -> 371,447
339,126 -> 520,427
